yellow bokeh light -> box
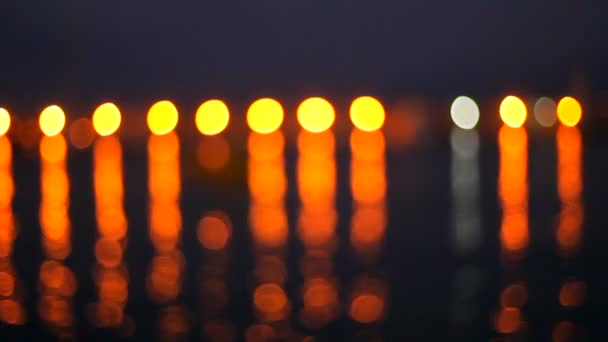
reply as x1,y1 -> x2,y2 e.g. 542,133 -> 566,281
147,100 -> 178,135
0,108 -> 10,136
557,96 -> 582,127
499,96 -> 527,128
450,96 -> 480,129
297,97 -> 335,133
247,98 -> 284,134
350,96 -> 385,132
195,100 -> 230,136
92,103 -> 122,136
39,105 -> 66,137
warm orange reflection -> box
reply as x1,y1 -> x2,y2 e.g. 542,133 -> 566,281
559,280 -> 586,307
557,97 -> 582,127
197,135 -> 231,172
198,212 -> 232,251
350,129 -> 387,260
147,131 -> 185,323
253,283 -> 288,322
556,126 -> 583,256
300,277 -> 339,329
348,277 -> 387,324
500,282 -> 528,308
68,118 -> 96,150
91,136 -> 128,327
498,126 -> 529,261
494,307 -> 521,334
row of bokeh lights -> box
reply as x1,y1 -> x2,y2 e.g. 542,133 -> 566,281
0,95 -> 582,138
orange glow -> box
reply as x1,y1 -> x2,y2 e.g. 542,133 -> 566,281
0,299 -> 25,325
495,307 -> 521,334
94,136 -> 127,240
557,97 -> 582,127
0,108 -> 10,136
553,321 -> 577,342
92,102 -> 121,136
559,281 -> 586,307
349,294 -> 384,323
297,97 -> 335,133
0,271 -> 15,297
68,118 -> 95,149
198,212 -> 232,251
350,129 -> 385,161
248,131 -> 284,162
195,99 -> 230,136
556,126 -> 583,255
39,134 -> 70,260
147,252 -> 184,303
300,277 -> 339,328
500,283 -> 528,308
350,96 -> 385,132
94,238 -> 124,268
253,283 -> 288,319
246,324 -> 275,341
247,98 -> 284,134
499,96 -> 527,128
39,105 -> 66,137
0,138 -> 15,260
147,100 -> 178,135
197,135 -> 230,172
38,259 -> 75,330
498,126 -> 528,260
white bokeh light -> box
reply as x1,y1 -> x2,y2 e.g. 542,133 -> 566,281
450,96 -> 480,129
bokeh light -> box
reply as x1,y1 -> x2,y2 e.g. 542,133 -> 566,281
68,118 -> 95,150
297,97 -> 335,133
197,135 -> 231,172
450,96 -> 480,129
557,96 -> 582,127
350,96 -> 385,132
0,108 -> 10,136
39,105 -> 66,137
533,97 -> 557,127
92,102 -> 122,136
195,100 -> 230,136
198,212 -> 232,251
247,98 -> 284,134
499,96 -> 527,128
147,100 -> 178,135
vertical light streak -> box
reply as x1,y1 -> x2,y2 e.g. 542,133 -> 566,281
297,130 -> 339,329
0,136 -> 25,325
90,136 -> 128,327
39,134 -> 76,334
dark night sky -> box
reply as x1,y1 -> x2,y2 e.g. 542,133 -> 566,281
1,1 -> 607,110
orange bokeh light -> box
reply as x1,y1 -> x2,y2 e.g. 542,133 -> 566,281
197,135 -> 231,172
350,96 -> 385,132
297,97 -> 335,133
147,100 -> 178,135
39,105 -> 66,137
68,118 -> 96,149
247,98 -> 284,134
557,96 -> 582,127
499,96 -> 527,128
93,102 -> 121,136
198,212 -> 232,251
195,99 -> 230,136
0,108 -> 10,136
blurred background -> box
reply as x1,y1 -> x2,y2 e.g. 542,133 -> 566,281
0,1 -> 608,341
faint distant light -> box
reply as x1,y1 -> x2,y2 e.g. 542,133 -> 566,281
450,96 -> 480,129
68,118 -> 95,150
147,100 -> 178,135
0,108 -> 10,136
39,105 -> 66,136
557,96 -> 582,127
349,294 -> 384,323
450,126 -> 479,158
197,212 -> 232,251
92,102 -> 121,136
253,283 -> 288,317
559,280 -> 586,307
499,96 -> 527,128
533,97 -> 557,127
195,99 -> 230,136
500,283 -> 528,308
350,96 -> 385,132
197,136 -> 230,172
494,307 -> 521,333
297,97 -> 335,133
247,98 -> 284,134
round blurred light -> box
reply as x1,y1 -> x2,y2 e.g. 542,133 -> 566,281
147,100 -> 178,135
297,97 -> 335,133
247,98 -> 284,134
533,97 -> 557,127
450,96 -> 480,129
499,96 -> 527,128
0,108 -> 10,136
92,102 -> 121,136
557,96 -> 582,127
195,99 -> 230,136
68,118 -> 96,149
350,96 -> 385,131
39,105 -> 66,136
